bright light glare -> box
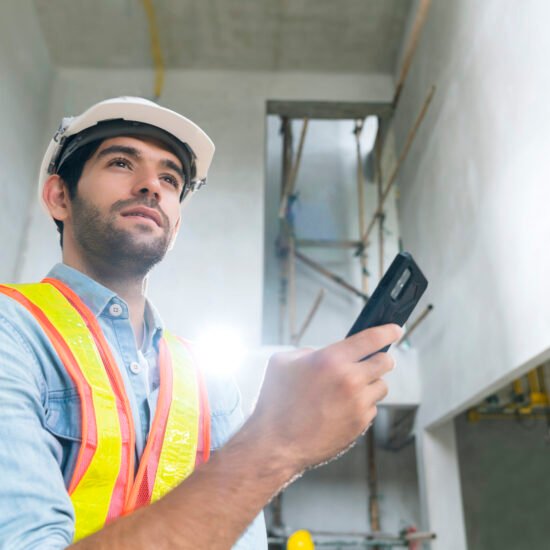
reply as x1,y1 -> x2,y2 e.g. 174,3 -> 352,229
194,325 -> 246,377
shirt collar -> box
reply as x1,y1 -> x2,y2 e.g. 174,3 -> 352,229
45,264 -> 165,342
46,263 -> 117,317
142,298 -> 164,351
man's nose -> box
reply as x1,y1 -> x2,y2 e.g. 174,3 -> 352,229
132,168 -> 161,200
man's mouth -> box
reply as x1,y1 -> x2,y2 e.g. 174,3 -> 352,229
120,207 -> 163,227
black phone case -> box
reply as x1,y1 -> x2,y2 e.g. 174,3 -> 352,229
346,252 -> 428,357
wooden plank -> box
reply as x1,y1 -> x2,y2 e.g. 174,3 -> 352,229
296,238 -> 362,249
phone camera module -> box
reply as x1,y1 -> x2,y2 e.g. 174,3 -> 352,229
390,268 -> 412,301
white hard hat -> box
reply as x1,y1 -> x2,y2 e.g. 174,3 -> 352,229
38,96 -> 215,210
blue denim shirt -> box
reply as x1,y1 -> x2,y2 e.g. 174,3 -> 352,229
0,264 -> 266,549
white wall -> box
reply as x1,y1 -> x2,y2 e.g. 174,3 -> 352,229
393,3 -> 550,547
393,0 -> 550,428
0,0 -> 52,281
19,68 -> 392,349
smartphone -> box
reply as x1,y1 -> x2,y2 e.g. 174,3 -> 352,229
347,252 -> 428,358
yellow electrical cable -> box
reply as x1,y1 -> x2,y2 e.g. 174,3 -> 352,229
142,0 -> 165,100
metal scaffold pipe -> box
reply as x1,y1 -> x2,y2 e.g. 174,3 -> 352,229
397,304 -> 434,346
354,119 -> 369,294
367,428 -> 380,536
295,250 -> 369,301
375,124 -> 385,280
292,289 -> 325,346
288,234 -> 297,340
393,0 -> 432,107
279,118 -> 309,218
278,118 -> 293,344
361,86 -> 436,248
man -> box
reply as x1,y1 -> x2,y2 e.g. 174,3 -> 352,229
0,97 -> 400,549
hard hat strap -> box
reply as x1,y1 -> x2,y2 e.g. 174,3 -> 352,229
52,119 -> 197,199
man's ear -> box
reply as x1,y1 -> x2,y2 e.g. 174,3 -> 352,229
42,175 -> 70,222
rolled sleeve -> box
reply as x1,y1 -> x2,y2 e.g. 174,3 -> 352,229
0,314 -> 74,549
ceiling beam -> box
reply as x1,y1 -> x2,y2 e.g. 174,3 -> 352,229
267,100 -> 393,120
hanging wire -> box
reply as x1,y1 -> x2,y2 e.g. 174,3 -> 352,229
142,0 -> 165,100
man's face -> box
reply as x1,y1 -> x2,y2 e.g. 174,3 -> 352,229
66,136 -> 184,275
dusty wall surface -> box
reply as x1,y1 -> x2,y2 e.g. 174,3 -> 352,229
0,0 -> 52,281
393,0 -> 550,428
393,1 -> 550,548
456,415 -> 550,550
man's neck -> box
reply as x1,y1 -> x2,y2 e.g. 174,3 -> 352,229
62,255 -> 148,348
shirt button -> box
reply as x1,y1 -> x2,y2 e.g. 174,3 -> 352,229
109,303 -> 123,317
129,361 -> 141,374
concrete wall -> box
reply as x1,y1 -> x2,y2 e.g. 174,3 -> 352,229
456,415 -> 550,550
393,1 -> 550,548
393,0 -> 550,428
0,0 -> 52,281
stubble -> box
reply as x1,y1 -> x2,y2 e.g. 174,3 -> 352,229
71,194 -> 173,278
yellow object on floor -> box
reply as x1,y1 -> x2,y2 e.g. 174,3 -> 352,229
287,529 -> 315,550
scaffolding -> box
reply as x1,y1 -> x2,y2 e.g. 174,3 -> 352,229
273,84 -> 435,348
268,0 -> 435,543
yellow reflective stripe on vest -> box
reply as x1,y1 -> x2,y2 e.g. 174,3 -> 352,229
151,331 -> 200,502
5,284 -> 122,540
1,280 -> 207,537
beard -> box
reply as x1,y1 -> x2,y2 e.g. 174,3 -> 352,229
70,194 -> 174,278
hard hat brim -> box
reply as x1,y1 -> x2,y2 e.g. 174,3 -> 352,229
38,97 -> 215,212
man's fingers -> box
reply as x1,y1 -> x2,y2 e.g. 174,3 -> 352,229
366,378 -> 389,403
361,352 -> 396,383
359,379 -> 389,430
315,324 -> 402,365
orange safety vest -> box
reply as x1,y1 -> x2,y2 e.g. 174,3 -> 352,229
0,278 -> 211,541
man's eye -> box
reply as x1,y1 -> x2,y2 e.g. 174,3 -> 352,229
109,158 -> 132,169
161,174 -> 181,189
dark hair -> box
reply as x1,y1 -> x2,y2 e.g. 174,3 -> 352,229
54,139 -> 103,247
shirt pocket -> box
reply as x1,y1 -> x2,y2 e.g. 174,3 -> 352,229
206,375 -> 244,451
45,387 -> 82,442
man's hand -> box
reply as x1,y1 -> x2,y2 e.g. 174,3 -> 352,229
246,323 -> 402,476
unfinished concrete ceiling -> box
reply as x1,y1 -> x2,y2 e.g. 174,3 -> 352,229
33,0 -> 412,74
